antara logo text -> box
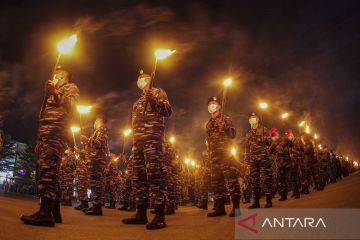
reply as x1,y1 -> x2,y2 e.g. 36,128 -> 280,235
261,217 -> 327,228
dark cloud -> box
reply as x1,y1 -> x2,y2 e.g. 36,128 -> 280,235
1,0 -> 360,159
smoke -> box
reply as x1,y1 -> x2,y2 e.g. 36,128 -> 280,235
1,1 -> 360,159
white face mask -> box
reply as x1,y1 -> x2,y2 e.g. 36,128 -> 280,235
288,135 -> 294,141
137,77 -> 148,90
271,136 -> 279,141
208,104 -> 217,114
249,117 -> 258,126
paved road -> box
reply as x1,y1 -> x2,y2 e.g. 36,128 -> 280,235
1,171 -> 359,240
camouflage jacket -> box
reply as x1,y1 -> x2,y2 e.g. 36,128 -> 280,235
206,115 -> 236,154
38,83 -> 79,140
132,88 -> 172,141
86,126 -> 109,162
245,125 -> 269,163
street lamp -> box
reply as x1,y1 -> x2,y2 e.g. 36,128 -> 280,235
281,112 -> 289,120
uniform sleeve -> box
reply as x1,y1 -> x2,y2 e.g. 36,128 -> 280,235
148,88 -> 172,117
244,133 -> 251,164
224,116 -> 236,139
89,127 -> 108,149
56,84 -> 80,114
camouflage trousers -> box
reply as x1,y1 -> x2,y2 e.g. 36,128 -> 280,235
165,166 -> 178,205
290,162 -> 301,195
276,164 -> 291,196
37,138 -> 65,200
211,153 -> 241,201
241,174 -> 252,202
198,168 -> 211,202
89,160 -> 106,205
59,164 -> 74,201
105,176 -> 117,202
131,139 -> 167,206
76,158 -> 89,201
302,161 -> 319,191
250,153 -> 273,197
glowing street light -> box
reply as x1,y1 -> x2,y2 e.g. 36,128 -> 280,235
281,112 -> 289,120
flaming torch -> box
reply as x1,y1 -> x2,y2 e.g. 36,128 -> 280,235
143,49 -> 176,115
39,34 -> 78,119
121,128 -> 132,154
77,105 -> 92,129
70,125 -> 81,148
221,78 -> 233,120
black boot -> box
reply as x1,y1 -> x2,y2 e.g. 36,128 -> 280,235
165,204 -> 175,215
74,200 -> 89,211
122,203 -> 148,224
278,195 -> 287,201
229,198 -> 240,217
207,198 -> 226,217
196,199 -> 208,210
146,204 -> 167,230
212,199 -> 218,210
85,203 -> 103,216
52,199 -> 62,223
128,201 -> 136,212
118,201 -> 128,211
20,196 -> 55,227
264,194 -> 272,208
248,197 -> 260,209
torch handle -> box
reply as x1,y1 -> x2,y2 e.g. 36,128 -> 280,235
39,54 -> 61,119
142,58 -> 158,116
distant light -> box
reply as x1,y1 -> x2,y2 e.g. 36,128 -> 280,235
77,105 -> 92,114
155,49 -> 176,60
223,78 -> 233,87
230,147 -> 237,157
123,128 -> 132,137
169,136 -> 176,144
259,102 -> 268,110
298,121 -> 306,127
305,125 -> 311,134
314,133 -> 319,140
71,126 -> 81,133
281,112 -> 289,119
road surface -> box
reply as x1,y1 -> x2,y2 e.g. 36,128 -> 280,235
1,171 -> 359,240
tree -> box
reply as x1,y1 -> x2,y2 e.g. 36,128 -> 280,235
15,142 -> 37,183
0,133 -> 15,172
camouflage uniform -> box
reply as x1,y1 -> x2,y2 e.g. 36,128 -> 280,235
269,137 -> 292,198
75,148 -> 90,201
290,138 -> 303,197
86,126 -> 109,205
163,141 -> 179,207
302,140 -> 319,192
317,149 -> 330,190
37,83 -> 79,200
197,152 -> 211,205
245,126 -> 272,199
59,152 -> 76,202
104,160 -> 119,205
130,87 -> 172,207
206,115 -> 240,202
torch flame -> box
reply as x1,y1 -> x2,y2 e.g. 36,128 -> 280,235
155,49 -> 176,60
305,125 -> 311,134
57,34 -> 78,54
259,102 -> 268,110
123,128 -> 132,137
230,147 -> 237,157
70,126 -> 81,133
77,105 -> 92,114
298,121 -> 306,127
281,112 -> 289,119
223,78 -> 233,87
169,136 -> 176,144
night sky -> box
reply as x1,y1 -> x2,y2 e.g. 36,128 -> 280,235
1,0 -> 360,159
